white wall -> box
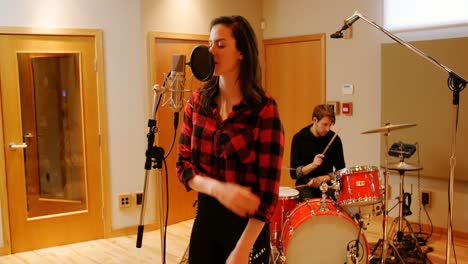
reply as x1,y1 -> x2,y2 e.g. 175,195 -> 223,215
262,0 -> 468,233
0,0 -> 145,231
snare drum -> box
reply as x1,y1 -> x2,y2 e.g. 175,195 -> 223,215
335,165 -> 382,207
270,187 -> 299,247
282,199 -> 369,264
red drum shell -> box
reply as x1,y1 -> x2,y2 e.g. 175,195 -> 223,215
336,165 -> 382,207
270,187 -> 299,247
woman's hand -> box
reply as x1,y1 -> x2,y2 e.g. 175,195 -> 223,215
213,181 -> 260,217
226,244 -> 250,264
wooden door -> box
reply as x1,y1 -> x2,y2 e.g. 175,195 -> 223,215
264,34 -> 326,188
0,34 -> 104,252
149,32 -> 208,225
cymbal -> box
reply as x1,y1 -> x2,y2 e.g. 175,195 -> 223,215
383,162 -> 423,171
361,123 -> 417,134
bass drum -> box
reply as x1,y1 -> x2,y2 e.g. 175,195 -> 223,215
281,199 -> 369,264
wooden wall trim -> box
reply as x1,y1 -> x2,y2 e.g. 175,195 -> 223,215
263,33 -> 325,45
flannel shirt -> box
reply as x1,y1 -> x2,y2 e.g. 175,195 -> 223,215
176,90 -> 284,222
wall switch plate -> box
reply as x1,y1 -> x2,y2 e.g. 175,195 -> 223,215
118,193 -> 132,208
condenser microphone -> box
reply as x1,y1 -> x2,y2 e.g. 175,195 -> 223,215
330,31 -> 344,39
169,54 -> 186,112
341,12 -> 360,31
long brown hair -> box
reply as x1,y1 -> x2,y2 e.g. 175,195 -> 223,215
200,15 -> 265,113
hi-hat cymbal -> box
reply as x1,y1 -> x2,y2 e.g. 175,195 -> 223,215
361,123 -> 417,134
383,162 -> 423,171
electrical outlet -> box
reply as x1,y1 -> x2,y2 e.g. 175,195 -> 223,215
118,193 -> 132,208
135,192 -> 143,206
421,190 -> 432,208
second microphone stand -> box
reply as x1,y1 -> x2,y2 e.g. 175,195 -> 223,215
334,11 -> 467,263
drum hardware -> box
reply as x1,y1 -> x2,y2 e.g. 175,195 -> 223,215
402,192 -> 412,216
362,123 -> 418,264
386,161 -> 426,261
346,213 -> 365,264
388,161 -> 422,242
388,142 -> 416,159
319,181 -> 338,211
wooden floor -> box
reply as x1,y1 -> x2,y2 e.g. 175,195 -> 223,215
0,215 -> 466,263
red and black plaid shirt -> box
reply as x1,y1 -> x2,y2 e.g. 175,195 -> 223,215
176,90 -> 284,222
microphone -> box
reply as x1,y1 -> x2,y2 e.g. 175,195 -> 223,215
330,31 -> 344,39
330,11 -> 360,39
341,12 -> 360,31
168,54 -> 186,113
168,45 -> 214,113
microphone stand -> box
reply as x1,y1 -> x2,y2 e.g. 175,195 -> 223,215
136,85 -> 167,264
333,11 -> 467,264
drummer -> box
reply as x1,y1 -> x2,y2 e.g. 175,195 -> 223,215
290,104 -> 345,201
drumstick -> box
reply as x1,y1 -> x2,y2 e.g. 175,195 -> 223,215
295,183 -> 309,188
322,129 -> 341,155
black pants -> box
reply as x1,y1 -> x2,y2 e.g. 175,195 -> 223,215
188,193 -> 270,264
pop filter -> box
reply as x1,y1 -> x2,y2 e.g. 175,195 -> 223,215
188,45 -> 214,81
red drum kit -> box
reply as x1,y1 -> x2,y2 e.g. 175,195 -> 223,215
270,187 -> 300,248
271,123 -> 425,264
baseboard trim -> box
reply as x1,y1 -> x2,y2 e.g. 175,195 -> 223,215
388,216 -> 468,239
107,223 -> 158,238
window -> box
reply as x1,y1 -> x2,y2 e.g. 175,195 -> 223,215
384,0 -> 468,31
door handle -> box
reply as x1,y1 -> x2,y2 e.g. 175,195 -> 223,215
9,142 -> 28,149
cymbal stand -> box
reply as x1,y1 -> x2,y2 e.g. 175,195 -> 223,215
387,169 -> 425,261
370,129 -> 404,264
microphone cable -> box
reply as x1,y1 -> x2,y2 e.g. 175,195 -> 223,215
162,158 -> 169,264
412,142 -> 433,250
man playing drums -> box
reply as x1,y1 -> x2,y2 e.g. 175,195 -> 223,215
289,104 -> 345,201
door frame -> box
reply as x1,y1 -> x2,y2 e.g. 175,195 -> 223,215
0,27 -> 110,255
147,32 -> 208,226
263,34 -> 326,188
